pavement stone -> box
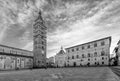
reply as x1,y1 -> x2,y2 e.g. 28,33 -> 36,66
0,67 -> 119,81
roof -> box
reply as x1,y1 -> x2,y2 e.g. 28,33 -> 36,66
0,44 -> 32,53
65,36 -> 112,49
57,47 -> 65,55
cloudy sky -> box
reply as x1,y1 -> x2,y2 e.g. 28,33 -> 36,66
0,0 -> 120,57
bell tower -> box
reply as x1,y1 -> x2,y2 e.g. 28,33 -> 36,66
33,10 -> 47,68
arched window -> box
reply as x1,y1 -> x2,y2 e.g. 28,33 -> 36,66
102,62 -> 104,64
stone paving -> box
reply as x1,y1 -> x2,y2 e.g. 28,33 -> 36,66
0,67 -> 119,81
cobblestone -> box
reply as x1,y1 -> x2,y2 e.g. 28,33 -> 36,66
0,67 -> 119,81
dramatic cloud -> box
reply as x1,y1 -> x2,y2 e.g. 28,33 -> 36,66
0,0 -> 120,57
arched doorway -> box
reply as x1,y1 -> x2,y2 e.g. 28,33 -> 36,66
73,62 -> 76,67
87,62 -> 90,66
64,63 -> 66,67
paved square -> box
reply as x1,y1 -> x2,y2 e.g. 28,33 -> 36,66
0,67 -> 119,81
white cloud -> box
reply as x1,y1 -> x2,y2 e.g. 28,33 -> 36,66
47,0 -> 120,57
23,41 -> 33,51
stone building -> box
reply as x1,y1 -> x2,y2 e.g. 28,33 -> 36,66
117,40 -> 120,65
0,44 -> 33,70
47,56 -> 55,67
113,39 -> 120,65
65,36 -> 111,67
33,11 -> 47,68
55,47 -> 66,67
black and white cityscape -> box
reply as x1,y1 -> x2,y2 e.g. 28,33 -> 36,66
0,0 -> 120,81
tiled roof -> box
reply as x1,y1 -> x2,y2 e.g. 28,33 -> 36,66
65,36 -> 111,49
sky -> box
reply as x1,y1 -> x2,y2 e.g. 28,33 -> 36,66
0,0 -> 120,58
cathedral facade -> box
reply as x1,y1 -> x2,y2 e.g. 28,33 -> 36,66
55,47 -> 66,67
33,11 -> 47,68
0,44 -> 33,70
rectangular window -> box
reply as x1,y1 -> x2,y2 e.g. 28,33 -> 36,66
42,41 -> 44,45
88,53 -> 90,57
76,48 -> 79,51
101,51 -> 105,56
68,50 -> 69,53
82,46 -> 84,50
87,45 -> 90,49
94,43 -> 97,47
102,57 -> 104,60
72,56 -> 74,59
72,49 -> 74,52
94,52 -> 97,57
82,54 -> 84,58
76,55 -> 79,58
101,41 -> 105,46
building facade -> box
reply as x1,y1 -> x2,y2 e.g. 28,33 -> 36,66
114,40 -> 120,65
46,56 -> 55,67
33,11 -> 47,68
117,40 -> 120,65
65,37 -> 111,67
55,47 -> 66,67
0,44 -> 33,70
